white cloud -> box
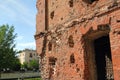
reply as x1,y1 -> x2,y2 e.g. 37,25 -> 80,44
16,42 -> 36,50
0,0 -> 37,50
0,0 -> 36,27
0,2 -> 16,18
16,35 -> 24,40
8,0 -> 35,27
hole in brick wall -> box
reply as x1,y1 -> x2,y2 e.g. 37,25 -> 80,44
49,57 -> 57,79
89,0 -> 96,3
70,54 -> 75,63
76,68 -> 80,72
75,30 -> 77,33
61,17 -> 63,20
83,0 -> 97,4
49,57 -> 57,66
76,64 -> 78,67
69,0 -> 74,7
68,35 -> 74,48
48,42 -> 52,51
52,2 -> 54,5
50,11 -> 54,19
79,74 -> 81,77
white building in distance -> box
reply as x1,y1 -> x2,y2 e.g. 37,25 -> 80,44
18,49 -> 39,64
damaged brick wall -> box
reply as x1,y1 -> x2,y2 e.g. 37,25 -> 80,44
35,0 -> 120,80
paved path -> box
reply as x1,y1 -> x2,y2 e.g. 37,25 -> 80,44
0,72 -> 40,79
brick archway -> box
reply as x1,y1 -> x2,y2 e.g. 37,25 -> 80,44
82,25 -> 114,80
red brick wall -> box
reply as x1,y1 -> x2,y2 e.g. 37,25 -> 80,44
35,0 -> 120,80
110,11 -> 120,79
36,0 -> 45,34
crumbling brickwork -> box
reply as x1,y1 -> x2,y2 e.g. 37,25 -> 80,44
35,0 -> 120,80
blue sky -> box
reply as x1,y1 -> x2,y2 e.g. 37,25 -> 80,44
0,0 -> 37,50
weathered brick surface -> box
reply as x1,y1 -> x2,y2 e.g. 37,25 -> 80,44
35,0 -> 120,80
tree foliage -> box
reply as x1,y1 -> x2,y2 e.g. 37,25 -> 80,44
0,24 -> 20,71
21,62 -> 28,69
29,60 -> 39,70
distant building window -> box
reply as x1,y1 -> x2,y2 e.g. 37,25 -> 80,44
29,59 -> 32,62
30,53 -> 32,58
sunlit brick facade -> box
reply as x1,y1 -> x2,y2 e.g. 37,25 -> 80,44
35,0 -> 120,80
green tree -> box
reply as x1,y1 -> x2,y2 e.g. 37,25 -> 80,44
0,24 -> 17,71
29,60 -> 39,70
21,62 -> 28,69
13,58 -> 21,71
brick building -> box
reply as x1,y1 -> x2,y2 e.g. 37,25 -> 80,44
35,0 -> 120,80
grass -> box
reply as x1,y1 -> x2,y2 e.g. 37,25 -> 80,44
24,78 -> 42,80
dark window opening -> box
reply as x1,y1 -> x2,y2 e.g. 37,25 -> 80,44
48,42 -> 52,51
76,68 -> 80,72
50,11 -> 54,19
89,0 -> 96,3
83,0 -> 97,4
29,53 -> 32,58
61,17 -> 63,20
68,35 -> 74,48
69,0 -> 73,7
49,57 -> 57,66
70,54 -> 75,63
94,35 -> 114,80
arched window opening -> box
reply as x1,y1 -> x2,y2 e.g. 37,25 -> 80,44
48,42 -> 52,51
70,54 -> 75,63
68,35 -> 74,48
